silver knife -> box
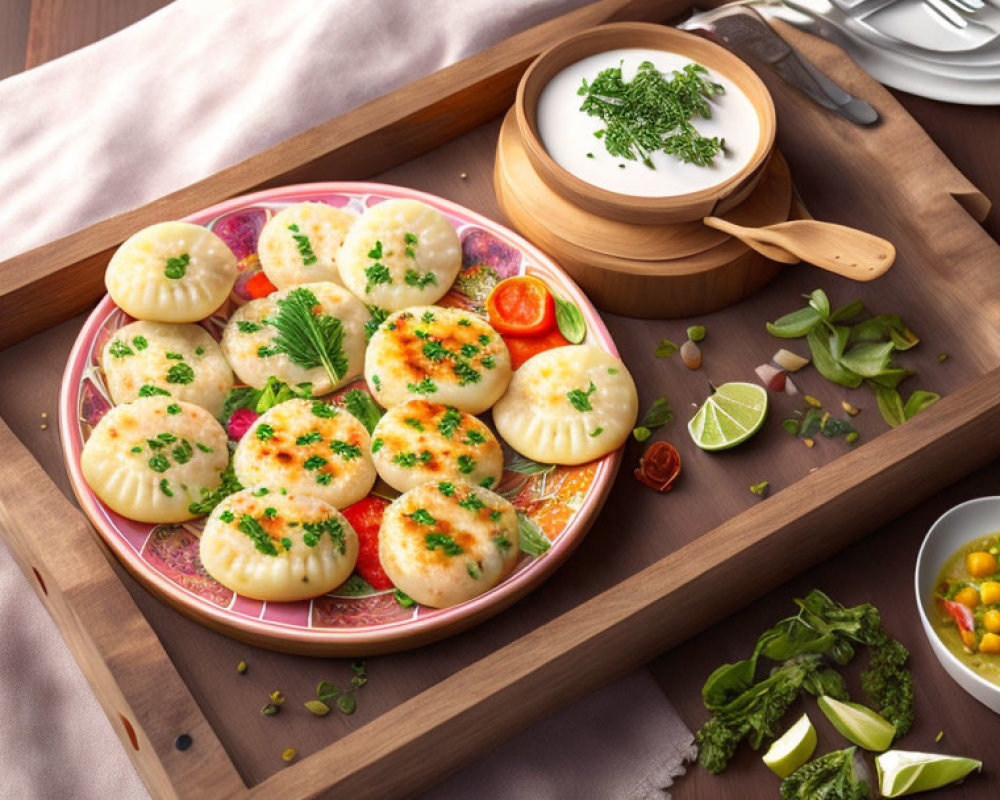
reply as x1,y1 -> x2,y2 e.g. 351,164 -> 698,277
680,6 -> 880,126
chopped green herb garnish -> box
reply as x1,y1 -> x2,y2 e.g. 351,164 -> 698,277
195,347 -> 204,355
458,318 -> 472,327
108,340 -> 133,358
148,454 -> 170,473
171,439 -> 193,464
263,507 -> 278,519
463,430 -> 486,446
316,473 -> 332,485
164,252 -> 190,280
166,363 -> 195,385
367,241 -> 383,259
165,352 -> 185,360
330,440 -> 362,461
130,445 -> 143,453
238,320 -> 263,334
257,424 -> 275,441
138,384 -> 170,397
302,517 -> 346,552
459,494 -> 485,513
590,427 -> 604,437
311,401 -> 337,418
364,305 -> 389,341
457,455 -> 475,474
405,270 -> 437,289
395,589 -> 415,607
466,562 -> 481,579
133,336 -> 148,351
371,438 -> 384,453
252,487 -> 270,497
480,476 -> 495,489
408,378 -> 437,395
404,417 -> 424,431
425,533 -> 463,555
159,479 -> 173,496
567,381 -> 597,412
286,223 -> 318,266
403,232 -> 418,246
166,403 -> 182,415
281,537 -> 293,551
481,355 -> 496,369
437,407 -> 463,438
219,510 -> 235,523
422,340 -> 449,362
296,431 -> 323,446
578,61 -> 725,168
364,263 -> 392,292
452,361 -> 480,386
238,514 -> 278,556
438,482 -> 456,496
303,455 -> 328,470
409,508 -> 437,526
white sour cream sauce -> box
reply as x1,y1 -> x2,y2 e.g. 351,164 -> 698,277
535,48 -> 761,198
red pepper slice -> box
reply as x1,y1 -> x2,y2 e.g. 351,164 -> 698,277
635,441 -> 682,492
342,495 -> 393,590
504,328 -> 571,370
487,276 -> 556,336
246,270 -> 278,299
941,598 -> 977,648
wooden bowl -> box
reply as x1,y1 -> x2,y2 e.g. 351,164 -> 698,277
496,108 -> 791,262
515,22 -> 777,225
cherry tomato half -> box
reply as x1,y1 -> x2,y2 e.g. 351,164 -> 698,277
341,495 -> 393,590
246,270 -> 278,299
504,327 -> 571,370
486,276 -> 556,336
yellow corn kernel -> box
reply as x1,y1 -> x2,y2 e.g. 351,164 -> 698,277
967,551 -> 998,578
981,581 -> 1000,606
984,609 -> 1000,635
954,586 -> 980,609
979,632 -> 1000,654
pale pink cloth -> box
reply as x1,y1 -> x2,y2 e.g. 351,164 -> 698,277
0,2 -> 696,798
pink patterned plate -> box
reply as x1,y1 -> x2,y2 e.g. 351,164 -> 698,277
60,183 -> 622,656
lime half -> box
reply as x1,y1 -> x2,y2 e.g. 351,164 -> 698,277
688,382 -> 768,451
817,695 -> 895,752
877,750 -> 982,797
763,713 -> 817,778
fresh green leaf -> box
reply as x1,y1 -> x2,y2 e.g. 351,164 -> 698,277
269,288 -> 349,388
830,300 -> 865,323
807,289 -> 830,319
903,390 -> 940,420
780,747 -> 870,800
638,397 -> 673,430
766,307 -> 822,339
505,454 -> 555,476
839,342 -> 895,378
517,511 -> 550,556
554,297 -> 586,344
865,369 -> 915,390
806,328 -> 863,388
875,387 -> 906,427
633,426 -> 652,442
341,389 -> 384,433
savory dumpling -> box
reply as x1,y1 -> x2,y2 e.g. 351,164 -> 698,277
337,199 -> 461,310
221,282 -> 367,394
492,345 -> 638,465
365,306 -> 512,413
257,202 -> 357,289
379,480 -> 519,608
370,400 -> 503,493
200,488 -> 359,602
101,321 -> 234,417
234,398 -> 376,509
80,397 -> 229,523
105,221 -> 237,322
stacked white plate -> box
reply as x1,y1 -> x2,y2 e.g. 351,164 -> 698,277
759,0 -> 1000,103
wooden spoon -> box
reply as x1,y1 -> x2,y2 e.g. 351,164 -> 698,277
702,217 -> 896,281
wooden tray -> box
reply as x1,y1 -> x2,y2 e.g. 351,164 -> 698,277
2,3 -> 1000,798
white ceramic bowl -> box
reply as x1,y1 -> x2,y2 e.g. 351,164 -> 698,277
915,496 -> 1000,714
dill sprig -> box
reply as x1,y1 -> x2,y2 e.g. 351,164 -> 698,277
270,288 -> 349,387
578,61 -> 725,168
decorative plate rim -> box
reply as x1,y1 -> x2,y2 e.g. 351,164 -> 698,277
59,181 -> 623,652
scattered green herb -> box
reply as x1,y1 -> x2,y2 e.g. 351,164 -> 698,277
687,325 -> 706,343
780,747 -> 869,800
567,381 -> 597,412
578,61 -> 725,167
749,481 -> 769,498
632,396 -> 674,442
655,339 -> 678,358
341,389 -> 384,433
138,384 -> 170,397
286,223 -> 318,266
166,362 -> 195,385
364,305 -> 389,340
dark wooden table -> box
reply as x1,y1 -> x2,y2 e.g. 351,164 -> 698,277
3,2 -> 999,798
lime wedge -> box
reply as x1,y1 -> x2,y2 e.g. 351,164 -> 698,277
688,382 -> 768,451
763,713 -> 817,778
817,695 -> 895,752
877,750 -> 982,797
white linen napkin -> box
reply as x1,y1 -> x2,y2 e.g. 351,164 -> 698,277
0,2 -> 697,797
